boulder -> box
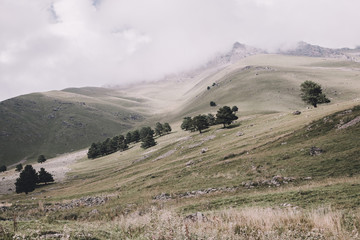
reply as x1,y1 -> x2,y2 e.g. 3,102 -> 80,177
310,147 -> 323,156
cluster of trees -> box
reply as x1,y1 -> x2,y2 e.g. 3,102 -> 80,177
88,122 -> 172,159
300,81 -> 330,107
87,134 -> 129,159
181,106 -> 238,133
15,165 -> 54,194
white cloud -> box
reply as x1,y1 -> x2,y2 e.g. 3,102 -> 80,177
0,0 -> 359,101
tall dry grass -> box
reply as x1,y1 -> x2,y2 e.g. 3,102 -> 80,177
89,206 -> 359,239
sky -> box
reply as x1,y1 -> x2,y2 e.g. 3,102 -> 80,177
0,0 -> 359,101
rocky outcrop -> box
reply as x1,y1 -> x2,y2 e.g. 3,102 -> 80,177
45,196 -> 108,212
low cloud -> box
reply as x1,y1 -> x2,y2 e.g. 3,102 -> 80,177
0,0 -> 359,101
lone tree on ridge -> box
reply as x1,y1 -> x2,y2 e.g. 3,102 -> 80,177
300,81 -> 330,108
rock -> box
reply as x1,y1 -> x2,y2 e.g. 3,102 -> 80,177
201,148 -> 208,154
185,212 -> 207,222
310,146 -> 323,156
292,110 -> 301,115
89,209 -> 99,216
186,160 -> 194,166
237,132 -> 244,136
303,177 -> 312,180
153,193 -> 171,200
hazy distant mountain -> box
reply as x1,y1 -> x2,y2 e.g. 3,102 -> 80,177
206,42 -> 266,68
280,41 -> 360,62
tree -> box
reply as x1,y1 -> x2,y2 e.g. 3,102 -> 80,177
216,106 -> 238,128
140,127 -> 154,140
181,117 -> 194,131
210,101 -> 217,107
232,106 -> 238,112
155,122 -> 164,136
141,134 -> 156,149
140,126 -> 156,149
206,114 -> 216,126
87,142 -> 101,159
131,130 -> 140,142
300,81 -> 330,108
37,168 -> 54,185
15,164 -> 23,172
37,155 -> 46,164
207,86 -> 210,90
0,165 -> 6,172
117,135 -> 128,151
163,123 -> 172,133
15,165 -> 38,194
126,132 -> 133,144
192,115 -> 209,133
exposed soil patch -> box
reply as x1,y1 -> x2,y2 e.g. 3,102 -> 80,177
0,150 -> 86,195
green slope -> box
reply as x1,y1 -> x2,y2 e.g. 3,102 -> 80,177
0,89 -> 147,166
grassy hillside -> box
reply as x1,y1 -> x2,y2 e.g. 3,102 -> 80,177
0,88 -> 148,166
1,54 -> 359,167
1,101 -> 359,238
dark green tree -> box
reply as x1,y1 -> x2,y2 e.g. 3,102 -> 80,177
232,106 -> 238,112
181,117 -> 194,131
0,165 -> 6,172
140,127 -> 154,140
210,101 -> 217,107
15,165 -> 38,194
131,130 -> 140,142
207,86 -> 210,90
37,168 -> 54,185
140,126 -> 156,149
15,164 -> 23,172
193,115 -> 209,133
155,122 -> 164,136
87,142 -> 101,159
126,132 -> 133,144
216,106 -> 238,127
206,114 -> 216,126
117,135 -> 128,151
37,155 -> 46,164
163,123 -> 172,133
300,81 -> 330,108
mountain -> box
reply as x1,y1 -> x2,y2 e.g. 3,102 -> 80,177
280,41 -> 360,62
1,42 -> 360,167
1,43 -> 360,239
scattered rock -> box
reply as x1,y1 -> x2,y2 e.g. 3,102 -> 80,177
337,116 -> 360,130
153,193 -> 171,201
292,110 -> 301,115
89,209 -> 99,216
185,212 -> 208,222
45,196 -> 108,212
303,177 -> 312,180
281,142 -> 287,145
185,160 -> 194,166
201,148 -> 208,154
310,146 -> 323,156
237,132 -> 244,136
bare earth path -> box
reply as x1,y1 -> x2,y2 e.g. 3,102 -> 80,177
0,149 -> 87,195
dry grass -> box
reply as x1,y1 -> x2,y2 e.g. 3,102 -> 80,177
2,206 -> 359,239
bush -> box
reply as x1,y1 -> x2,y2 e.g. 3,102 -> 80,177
0,165 -> 6,172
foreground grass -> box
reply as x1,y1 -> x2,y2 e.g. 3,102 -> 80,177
1,206 -> 359,239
